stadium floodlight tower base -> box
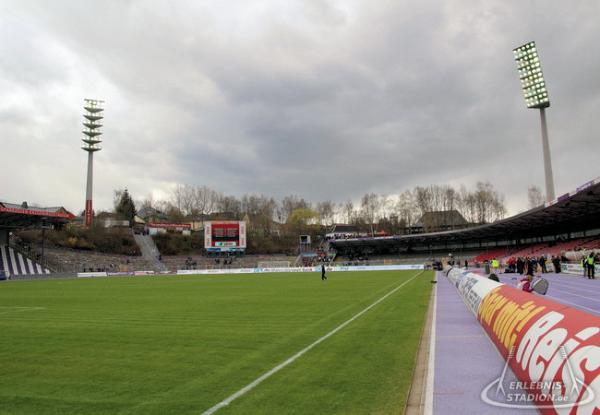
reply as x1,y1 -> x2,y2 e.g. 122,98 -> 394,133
513,41 -> 556,203
82,99 -> 104,227
539,107 -> 555,202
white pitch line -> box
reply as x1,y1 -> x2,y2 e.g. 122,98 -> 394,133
551,289 -> 600,303
544,281 -> 600,302
423,272 -> 438,415
544,294 -> 600,315
201,270 -> 425,415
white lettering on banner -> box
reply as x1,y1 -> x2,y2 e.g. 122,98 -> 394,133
528,327 -> 568,383
516,311 -> 564,372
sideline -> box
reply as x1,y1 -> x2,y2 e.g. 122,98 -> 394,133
405,270 -> 437,415
201,270 -> 425,415
423,271 -> 437,415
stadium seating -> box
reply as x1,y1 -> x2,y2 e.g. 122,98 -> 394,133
0,245 -> 49,277
39,247 -> 154,273
503,243 -> 547,260
495,237 -> 600,263
472,248 -> 511,263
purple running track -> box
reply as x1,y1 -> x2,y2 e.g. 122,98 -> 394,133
432,271 -> 532,414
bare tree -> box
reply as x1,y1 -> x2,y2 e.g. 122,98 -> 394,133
171,184 -> 187,215
193,185 -> 218,220
138,194 -> 155,211
342,199 -> 354,224
414,186 -> 432,218
397,189 -> 418,228
278,195 -> 310,223
443,186 -> 457,211
241,194 -> 277,232
316,200 -> 335,226
378,194 -> 393,221
527,185 -> 545,209
216,194 -> 242,218
360,193 -> 379,236
472,182 -> 505,224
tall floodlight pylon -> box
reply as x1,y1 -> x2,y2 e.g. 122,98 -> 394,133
82,99 -> 104,227
513,41 -> 555,202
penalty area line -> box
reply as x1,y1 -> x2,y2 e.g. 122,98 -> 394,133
201,270 -> 425,415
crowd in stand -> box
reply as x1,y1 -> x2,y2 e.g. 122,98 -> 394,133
179,256 -> 237,270
300,250 -> 334,267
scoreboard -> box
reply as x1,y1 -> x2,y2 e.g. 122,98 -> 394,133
204,221 -> 246,253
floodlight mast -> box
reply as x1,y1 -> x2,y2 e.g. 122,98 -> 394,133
513,41 -> 555,202
82,99 -> 104,227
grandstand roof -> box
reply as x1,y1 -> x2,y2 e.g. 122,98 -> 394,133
0,201 -> 75,228
330,177 -> 600,250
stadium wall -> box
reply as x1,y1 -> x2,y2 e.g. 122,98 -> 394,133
561,263 -> 600,276
445,267 -> 599,414
177,264 -> 424,275
71,264 -> 424,278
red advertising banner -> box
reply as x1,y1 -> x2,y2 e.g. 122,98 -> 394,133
477,285 -> 600,414
0,206 -> 74,219
85,200 -> 93,227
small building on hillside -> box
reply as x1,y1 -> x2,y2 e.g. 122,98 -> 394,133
137,206 -> 169,223
409,210 -> 469,233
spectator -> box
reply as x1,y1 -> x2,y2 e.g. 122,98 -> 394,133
518,275 -> 534,293
525,257 -> 535,277
491,258 -> 500,274
551,255 -> 561,273
586,252 -> 596,279
539,255 -> 547,273
516,257 -> 524,275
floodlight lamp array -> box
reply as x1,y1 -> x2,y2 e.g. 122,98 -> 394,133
82,99 -> 104,152
513,41 -> 550,109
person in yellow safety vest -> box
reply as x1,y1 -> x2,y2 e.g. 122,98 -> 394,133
491,258 -> 500,273
586,252 -> 596,279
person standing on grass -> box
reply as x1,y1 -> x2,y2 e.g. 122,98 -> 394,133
321,264 -> 327,281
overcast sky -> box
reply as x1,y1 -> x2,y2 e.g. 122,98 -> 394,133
1,0 -> 599,217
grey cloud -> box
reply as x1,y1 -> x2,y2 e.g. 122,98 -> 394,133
1,0 -> 599,216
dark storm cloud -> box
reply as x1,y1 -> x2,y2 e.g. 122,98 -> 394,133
1,0 -> 599,214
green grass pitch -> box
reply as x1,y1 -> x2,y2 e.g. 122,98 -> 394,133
0,270 -> 432,415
